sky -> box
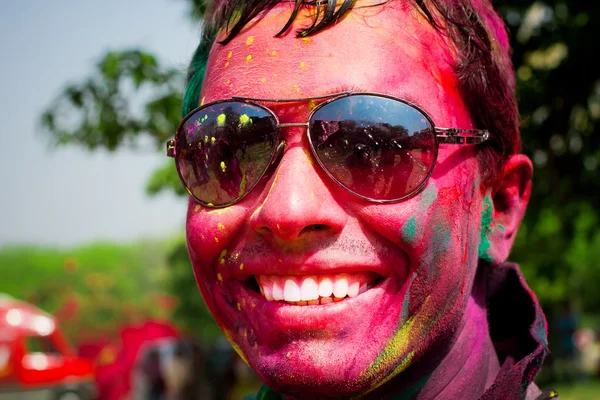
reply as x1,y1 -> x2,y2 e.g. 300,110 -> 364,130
0,1 -> 200,247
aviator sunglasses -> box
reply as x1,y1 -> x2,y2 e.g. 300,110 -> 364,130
167,91 -> 489,207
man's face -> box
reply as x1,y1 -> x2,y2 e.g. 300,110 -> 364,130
187,3 -> 489,396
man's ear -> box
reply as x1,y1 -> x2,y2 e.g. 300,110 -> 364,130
479,154 -> 533,265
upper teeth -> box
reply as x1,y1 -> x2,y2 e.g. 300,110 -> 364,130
256,273 -> 376,304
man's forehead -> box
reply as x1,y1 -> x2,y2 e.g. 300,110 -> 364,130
200,10 -> 473,130
202,2 -> 459,101
211,1 -> 453,53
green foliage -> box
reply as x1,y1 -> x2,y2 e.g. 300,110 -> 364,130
146,160 -> 189,197
0,241 -> 176,344
496,2 -> 600,317
552,380 -> 600,400
40,50 -> 184,152
166,241 -> 222,344
184,0 -> 210,19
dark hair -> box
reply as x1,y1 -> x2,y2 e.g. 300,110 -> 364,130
183,0 -> 520,186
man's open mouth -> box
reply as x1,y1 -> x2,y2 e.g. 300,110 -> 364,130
220,267 -> 404,334
251,272 -> 381,305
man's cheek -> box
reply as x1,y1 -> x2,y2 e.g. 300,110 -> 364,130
353,186 -> 473,388
361,218 -> 468,394
399,184 -> 479,322
185,204 -> 247,270
400,183 -> 439,247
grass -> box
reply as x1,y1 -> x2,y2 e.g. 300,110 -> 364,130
550,379 -> 600,400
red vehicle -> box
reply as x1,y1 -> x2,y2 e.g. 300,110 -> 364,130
0,294 -> 96,400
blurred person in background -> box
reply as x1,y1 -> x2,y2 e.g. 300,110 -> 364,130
163,339 -> 214,400
142,348 -> 166,400
554,301 -> 580,383
573,327 -> 600,377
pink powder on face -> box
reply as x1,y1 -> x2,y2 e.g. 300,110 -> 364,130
186,2 -> 491,396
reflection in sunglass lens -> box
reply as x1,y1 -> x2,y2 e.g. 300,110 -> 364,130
175,102 -> 278,206
308,95 -> 436,201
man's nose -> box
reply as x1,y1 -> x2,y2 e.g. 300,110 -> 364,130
249,144 -> 347,242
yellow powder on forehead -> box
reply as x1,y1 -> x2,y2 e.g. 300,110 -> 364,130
245,36 -> 255,46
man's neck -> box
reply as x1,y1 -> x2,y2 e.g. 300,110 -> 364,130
414,289 -> 500,399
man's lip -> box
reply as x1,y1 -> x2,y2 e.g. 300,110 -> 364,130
219,273 -> 404,334
219,257 -> 398,282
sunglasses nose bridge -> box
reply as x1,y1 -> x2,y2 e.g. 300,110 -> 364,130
276,122 -> 309,129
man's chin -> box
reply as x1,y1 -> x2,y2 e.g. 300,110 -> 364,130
247,338 -> 393,397
213,274 -> 413,397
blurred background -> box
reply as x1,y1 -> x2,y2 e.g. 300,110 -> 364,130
0,1 -> 598,399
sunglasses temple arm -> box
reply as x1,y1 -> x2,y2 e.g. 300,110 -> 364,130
435,128 -> 489,145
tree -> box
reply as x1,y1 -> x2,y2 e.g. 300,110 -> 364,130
497,2 -> 600,316
39,1 -> 600,335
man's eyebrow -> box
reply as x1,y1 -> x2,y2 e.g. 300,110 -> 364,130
231,85 -> 422,106
329,84 -> 367,95
231,91 -> 354,103
330,84 -> 422,104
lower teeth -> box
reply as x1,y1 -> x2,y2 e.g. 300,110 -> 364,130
285,296 -> 346,305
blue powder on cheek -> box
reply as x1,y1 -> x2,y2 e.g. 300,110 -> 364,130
402,217 -> 418,244
418,183 -> 438,213
400,183 -> 438,244
427,223 -> 451,276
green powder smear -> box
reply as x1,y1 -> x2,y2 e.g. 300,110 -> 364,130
478,195 -> 494,263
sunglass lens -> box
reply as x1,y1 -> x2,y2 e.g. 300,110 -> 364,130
175,102 -> 278,206
308,95 -> 436,201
